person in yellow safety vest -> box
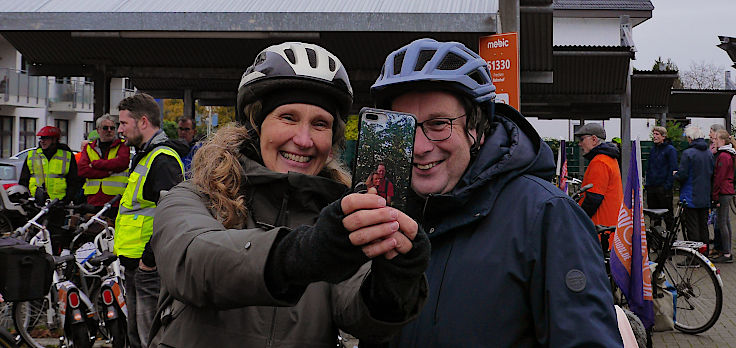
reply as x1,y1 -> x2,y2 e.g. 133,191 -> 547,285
19,125 -> 82,253
78,113 -> 131,219
114,93 -> 187,348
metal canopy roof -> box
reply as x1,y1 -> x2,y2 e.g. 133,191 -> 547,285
668,89 -> 736,118
522,45 -> 634,119
718,36 -> 736,69
631,70 -> 678,116
0,1 -> 515,110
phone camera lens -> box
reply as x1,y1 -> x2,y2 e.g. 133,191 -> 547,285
366,114 -> 379,121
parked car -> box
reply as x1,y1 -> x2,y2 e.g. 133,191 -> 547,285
0,158 -> 23,189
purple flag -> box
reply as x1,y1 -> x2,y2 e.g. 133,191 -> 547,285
610,141 -> 654,329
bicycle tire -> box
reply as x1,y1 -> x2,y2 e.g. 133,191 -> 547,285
0,303 -> 12,335
661,247 -> 723,334
12,298 -> 64,348
67,322 -> 93,348
106,318 -> 126,348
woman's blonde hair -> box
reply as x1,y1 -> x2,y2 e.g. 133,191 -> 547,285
715,129 -> 736,148
191,103 -> 351,228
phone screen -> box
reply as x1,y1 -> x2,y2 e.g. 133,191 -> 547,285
352,107 -> 416,211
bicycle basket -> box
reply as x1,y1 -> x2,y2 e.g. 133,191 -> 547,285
0,237 -> 54,301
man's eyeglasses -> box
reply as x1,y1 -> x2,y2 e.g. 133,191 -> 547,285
179,127 -> 192,131
39,136 -> 53,140
416,115 -> 466,142
99,126 -> 115,131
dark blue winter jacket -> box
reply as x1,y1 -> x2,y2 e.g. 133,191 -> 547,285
390,104 -> 622,348
645,139 -> 678,189
675,138 -> 713,208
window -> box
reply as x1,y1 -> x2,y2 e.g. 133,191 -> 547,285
84,121 -> 94,139
54,119 -> 69,145
0,116 -> 11,158
19,118 -> 36,151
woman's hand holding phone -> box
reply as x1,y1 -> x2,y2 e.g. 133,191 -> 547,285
341,191 -> 418,259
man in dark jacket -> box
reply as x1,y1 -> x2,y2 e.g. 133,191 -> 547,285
645,126 -> 678,232
674,124 -> 714,253
115,93 -> 187,348
370,38 -> 622,347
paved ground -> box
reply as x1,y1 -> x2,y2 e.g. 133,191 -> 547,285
652,221 -> 736,348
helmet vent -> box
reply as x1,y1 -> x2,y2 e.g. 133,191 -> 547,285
437,52 -> 466,70
393,51 -> 406,75
306,48 -> 318,68
468,70 -> 486,85
255,52 -> 268,66
328,57 -> 336,72
284,49 -> 296,64
414,50 -> 436,71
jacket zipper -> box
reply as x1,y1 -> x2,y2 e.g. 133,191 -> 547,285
266,307 -> 277,347
433,238 -> 454,325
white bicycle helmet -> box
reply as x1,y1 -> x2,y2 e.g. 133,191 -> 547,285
236,42 -> 353,123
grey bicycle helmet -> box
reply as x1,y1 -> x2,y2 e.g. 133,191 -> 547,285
371,38 -> 496,108
236,42 -> 353,124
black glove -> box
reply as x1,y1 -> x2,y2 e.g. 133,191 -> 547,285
265,199 -> 369,299
362,224 -> 430,321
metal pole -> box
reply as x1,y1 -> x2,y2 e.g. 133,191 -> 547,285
621,64 -> 632,178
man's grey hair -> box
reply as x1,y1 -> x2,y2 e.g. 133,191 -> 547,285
96,114 -> 117,128
684,124 -> 705,140
710,123 -> 726,132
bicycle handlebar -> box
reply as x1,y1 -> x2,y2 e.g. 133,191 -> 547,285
77,195 -> 121,233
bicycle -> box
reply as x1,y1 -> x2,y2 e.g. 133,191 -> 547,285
69,195 -> 127,348
10,198 -> 97,348
644,202 -> 723,334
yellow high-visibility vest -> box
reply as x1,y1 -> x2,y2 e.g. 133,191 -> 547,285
27,148 -> 72,199
82,142 -> 129,196
114,146 -> 183,258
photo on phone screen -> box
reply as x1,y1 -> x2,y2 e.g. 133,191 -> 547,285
352,107 -> 416,212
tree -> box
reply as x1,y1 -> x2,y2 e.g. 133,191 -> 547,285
680,61 -> 725,89
651,57 -> 683,88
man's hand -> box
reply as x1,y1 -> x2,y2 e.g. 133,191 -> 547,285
341,192 -> 418,259
138,259 -> 156,272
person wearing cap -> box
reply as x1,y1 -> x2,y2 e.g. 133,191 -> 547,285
644,126 -> 678,232
148,42 -> 429,347
575,123 -> 623,248
674,125 -> 713,256
19,125 -> 82,253
368,38 -> 621,347
77,113 -> 131,219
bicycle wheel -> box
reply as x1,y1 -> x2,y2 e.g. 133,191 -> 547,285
105,318 -> 127,348
0,303 -> 12,334
67,322 -> 93,348
662,247 -> 723,334
12,298 -> 64,348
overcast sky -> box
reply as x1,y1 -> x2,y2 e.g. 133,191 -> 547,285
632,0 -> 735,80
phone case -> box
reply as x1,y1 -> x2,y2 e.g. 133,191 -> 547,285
352,107 -> 416,211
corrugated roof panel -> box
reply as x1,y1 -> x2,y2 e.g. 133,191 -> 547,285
521,10 -> 553,71
15,0 -> 498,13
631,71 -> 678,109
554,0 -> 653,11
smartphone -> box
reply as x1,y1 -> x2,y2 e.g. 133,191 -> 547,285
352,107 -> 416,212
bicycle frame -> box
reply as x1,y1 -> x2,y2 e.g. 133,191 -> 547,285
649,202 -> 723,296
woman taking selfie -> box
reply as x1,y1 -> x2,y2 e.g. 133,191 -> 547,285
149,42 -> 429,347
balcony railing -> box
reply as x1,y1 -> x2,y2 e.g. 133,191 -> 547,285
0,67 -> 48,107
48,80 -> 94,111
110,88 -> 136,114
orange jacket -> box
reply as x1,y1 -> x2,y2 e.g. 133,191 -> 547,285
580,152 -> 623,245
